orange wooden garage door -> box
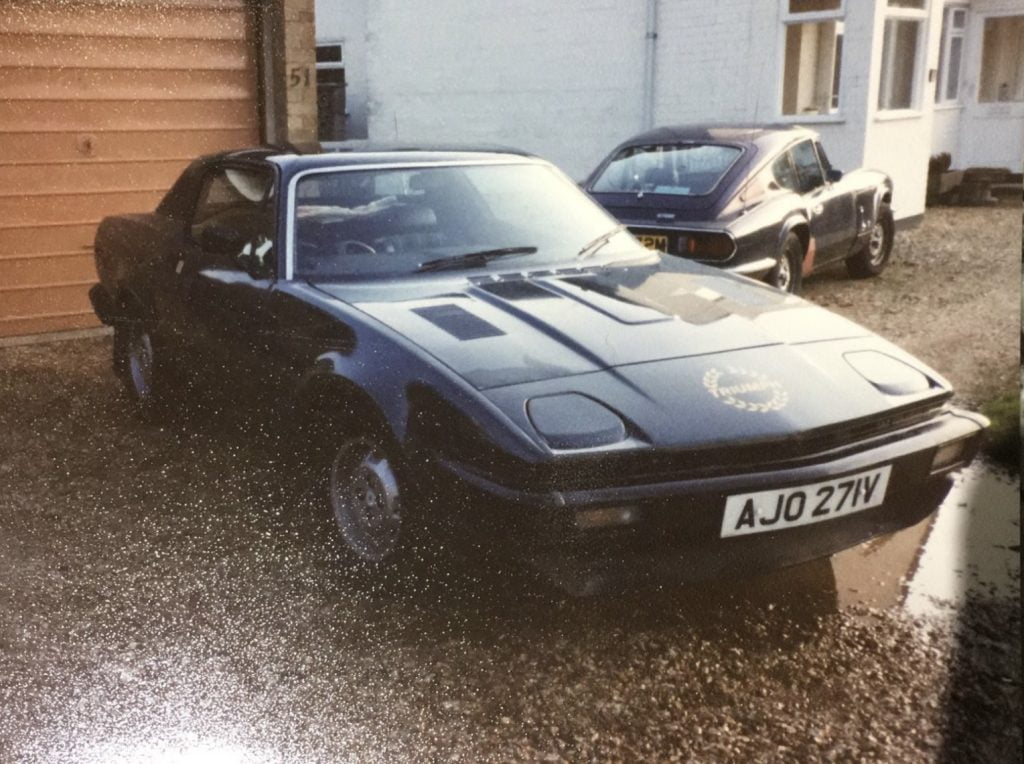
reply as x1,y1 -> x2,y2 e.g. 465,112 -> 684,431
0,0 -> 260,337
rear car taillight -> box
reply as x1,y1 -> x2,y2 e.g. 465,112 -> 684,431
682,232 -> 735,262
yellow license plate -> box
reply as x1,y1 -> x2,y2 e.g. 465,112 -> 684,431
638,234 -> 668,251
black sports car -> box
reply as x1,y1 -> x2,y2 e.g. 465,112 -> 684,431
583,125 -> 896,294
88,147 -> 985,594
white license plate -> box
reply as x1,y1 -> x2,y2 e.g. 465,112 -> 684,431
721,465 -> 892,538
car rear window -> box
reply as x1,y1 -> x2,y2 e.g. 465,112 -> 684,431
590,143 -> 742,196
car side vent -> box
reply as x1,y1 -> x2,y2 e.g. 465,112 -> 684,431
412,304 -> 505,340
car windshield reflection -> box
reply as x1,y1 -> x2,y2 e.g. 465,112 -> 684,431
292,162 -> 633,280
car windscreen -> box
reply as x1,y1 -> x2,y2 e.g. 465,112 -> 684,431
291,163 -> 636,281
590,143 -> 743,196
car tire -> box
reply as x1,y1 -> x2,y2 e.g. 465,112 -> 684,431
324,431 -> 413,567
846,207 -> 894,279
113,323 -> 174,415
768,232 -> 804,294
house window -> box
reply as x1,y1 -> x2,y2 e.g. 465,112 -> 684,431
316,43 -> 346,141
781,0 -> 845,116
936,6 -> 967,103
978,15 -> 1024,102
877,0 -> 928,111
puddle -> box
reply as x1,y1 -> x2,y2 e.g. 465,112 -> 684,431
903,462 -> 1020,617
831,462 -> 1020,617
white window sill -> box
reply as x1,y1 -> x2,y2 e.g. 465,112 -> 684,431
933,103 -> 965,111
875,109 -> 923,122
776,113 -> 846,125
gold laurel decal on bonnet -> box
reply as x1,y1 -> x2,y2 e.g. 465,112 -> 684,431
702,367 -> 789,413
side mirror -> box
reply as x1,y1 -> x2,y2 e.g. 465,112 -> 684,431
199,224 -> 245,256
826,168 -> 843,183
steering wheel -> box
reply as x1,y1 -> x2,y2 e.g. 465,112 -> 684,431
340,240 -> 377,255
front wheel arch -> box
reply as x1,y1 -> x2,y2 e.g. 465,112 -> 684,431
767,229 -> 805,294
293,374 -> 395,444
784,222 -> 810,257
293,374 -> 419,567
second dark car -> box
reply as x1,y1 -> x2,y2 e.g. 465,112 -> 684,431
583,125 -> 896,294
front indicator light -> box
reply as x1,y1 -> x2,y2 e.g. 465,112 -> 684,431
575,506 -> 639,530
931,438 -> 969,473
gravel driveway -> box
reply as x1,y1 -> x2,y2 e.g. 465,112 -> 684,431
803,205 -> 1020,408
0,206 -> 1019,762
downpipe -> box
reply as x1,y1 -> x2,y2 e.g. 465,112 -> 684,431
642,0 -> 658,130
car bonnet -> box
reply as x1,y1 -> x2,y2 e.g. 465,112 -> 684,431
315,261 -> 872,391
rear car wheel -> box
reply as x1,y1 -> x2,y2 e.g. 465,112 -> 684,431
768,233 -> 804,294
846,207 -> 894,278
327,434 -> 408,565
113,324 -> 172,412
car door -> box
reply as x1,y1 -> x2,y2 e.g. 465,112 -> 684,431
790,140 -> 856,264
175,163 -> 279,379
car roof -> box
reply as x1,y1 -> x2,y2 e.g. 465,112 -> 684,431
613,123 -> 818,152
204,143 -> 538,171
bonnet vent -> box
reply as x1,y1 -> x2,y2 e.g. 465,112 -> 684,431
412,304 -> 505,341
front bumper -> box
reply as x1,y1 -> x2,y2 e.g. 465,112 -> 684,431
434,408 -> 986,593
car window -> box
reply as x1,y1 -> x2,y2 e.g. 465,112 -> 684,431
771,152 -> 801,192
791,140 -> 825,192
191,167 -> 275,266
814,141 -> 834,172
590,143 -> 743,196
293,163 -> 631,280
739,166 -> 772,204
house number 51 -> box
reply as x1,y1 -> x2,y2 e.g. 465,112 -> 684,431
289,67 -> 311,87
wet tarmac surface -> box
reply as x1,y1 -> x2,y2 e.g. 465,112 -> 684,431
0,336 -> 1020,762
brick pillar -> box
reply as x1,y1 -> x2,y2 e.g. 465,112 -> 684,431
258,0 -> 318,146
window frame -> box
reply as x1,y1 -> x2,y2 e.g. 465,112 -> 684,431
778,0 -> 847,121
977,13 -> 1024,104
876,0 -> 930,114
315,42 -> 347,141
935,5 -> 968,106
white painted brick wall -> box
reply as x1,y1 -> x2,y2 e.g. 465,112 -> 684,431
364,0 -> 646,178
357,0 -> 883,183
653,0 -> 779,125
316,0 -> 989,216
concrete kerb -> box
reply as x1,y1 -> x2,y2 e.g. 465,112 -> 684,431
0,327 -> 112,349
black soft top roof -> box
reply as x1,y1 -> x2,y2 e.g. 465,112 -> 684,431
155,144 -> 541,219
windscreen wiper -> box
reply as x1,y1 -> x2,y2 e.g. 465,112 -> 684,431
416,246 -> 538,273
576,224 -> 627,260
